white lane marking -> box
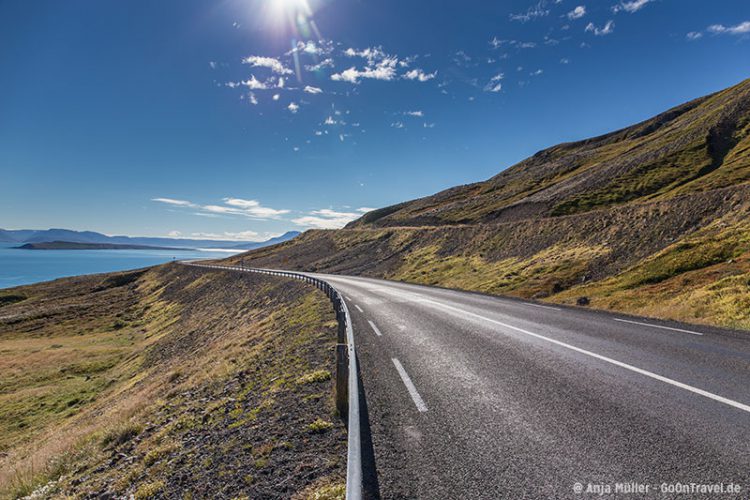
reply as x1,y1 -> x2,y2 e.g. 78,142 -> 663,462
345,296 -> 352,301
614,318 -> 704,336
367,320 -> 383,337
354,304 -> 364,313
410,297 -> 750,414
392,358 -> 428,412
524,302 -> 561,311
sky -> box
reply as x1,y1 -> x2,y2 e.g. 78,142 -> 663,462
1,0 -> 749,241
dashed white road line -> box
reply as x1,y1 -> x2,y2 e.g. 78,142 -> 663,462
354,304 -> 364,313
614,318 -> 704,336
345,295 -> 352,301
409,296 -> 750,414
523,302 -> 561,311
367,320 -> 383,337
392,358 -> 428,412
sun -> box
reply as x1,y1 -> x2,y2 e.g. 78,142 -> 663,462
269,0 -> 313,21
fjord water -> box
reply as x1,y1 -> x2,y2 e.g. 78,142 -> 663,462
0,244 -> 241,289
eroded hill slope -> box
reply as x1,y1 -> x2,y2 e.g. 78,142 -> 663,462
230,79 -> 750,330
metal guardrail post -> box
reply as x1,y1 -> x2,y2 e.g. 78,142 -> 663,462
335,343 -> 349,418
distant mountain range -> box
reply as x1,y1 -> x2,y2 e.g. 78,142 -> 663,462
0,228 -> 300,250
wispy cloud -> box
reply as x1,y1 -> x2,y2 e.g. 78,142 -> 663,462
153,197 -> 289,220
404,110 -> 424,117
483,73 -> 504,93
304,85 -> 323,94
242,55 -> 292,75
586,20 -> 615,35
612,0 -> 652,13
287,40 -> 333,56
235,75 -> 270,90
567,5 -> 586,20
305,58 -> 334,71
287,102 -> 299,113
152,197 -> 197,207
292,208 -> 363,229
686,31 -> 703,41
510,1 -> 550,22
331,64 -> 397,83
403,68 -> 437,81
189,230 -> 266,242
707,21 -> 750,36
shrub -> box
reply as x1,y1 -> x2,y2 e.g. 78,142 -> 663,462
307,418 -> 334,434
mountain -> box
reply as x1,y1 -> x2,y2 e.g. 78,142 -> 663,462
17,241 -> 186,251
229,231 -> 301,250
0,228 -> 300,249
351,78 -> 750,228
229,78 -> 750,331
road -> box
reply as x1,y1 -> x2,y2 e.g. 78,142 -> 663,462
312,273 -> 750,499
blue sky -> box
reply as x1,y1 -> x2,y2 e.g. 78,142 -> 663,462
1,0 -> 749,241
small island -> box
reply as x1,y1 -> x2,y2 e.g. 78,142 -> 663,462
17,241 -> 189,251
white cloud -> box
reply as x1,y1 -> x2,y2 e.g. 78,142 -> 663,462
391,121 -> 405,129
510,1 -> 550,22
272,94 -> 280,101
304,85 -> 323,94
560,57 -> 571,64
613,0 -> 651,13
344,46 -> 388,63
168,230 -> 182,237
287,40 -> 333,56
356,207 -> 375,213
707,21 -> 750,36
292,209 -> 362,229
248,92 -> 258,105
483,73 -> 504,92
242,55 -> 293,75
287,102 -> 299,113
331,63 -> 397,83
324,116 -> 337,125
208,61 -> 217,69
241,75 -> 269,90
189,230 -> 272,242
567,5 -> 586,20
403,68 -> 437,81
686,31 -> 703,40
404,110 -> 424,117
586,20 -> 615,35
530,69 -> 544,76
152,198 -> 197,207
153,197 -> 289,220
423,122 -> 435,128
305,58 -> 334,71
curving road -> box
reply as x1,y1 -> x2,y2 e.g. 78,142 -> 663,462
313,273 -> 750,499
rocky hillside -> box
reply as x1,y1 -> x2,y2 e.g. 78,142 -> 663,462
230,78 -> 750,331
0,265 -> 346,499
351,78 -> 750,227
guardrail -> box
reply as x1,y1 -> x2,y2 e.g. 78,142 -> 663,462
181,261 -> 363,500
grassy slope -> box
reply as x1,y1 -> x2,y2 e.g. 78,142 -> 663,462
230,184 -> 750,331
352,78 -> 750,227
0,265 -> 346,499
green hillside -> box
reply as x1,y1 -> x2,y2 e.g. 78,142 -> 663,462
230,78 -> 750,331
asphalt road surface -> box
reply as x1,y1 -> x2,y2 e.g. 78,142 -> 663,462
313,273 -> 750,499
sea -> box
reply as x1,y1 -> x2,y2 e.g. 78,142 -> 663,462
0,243 -> 242,289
